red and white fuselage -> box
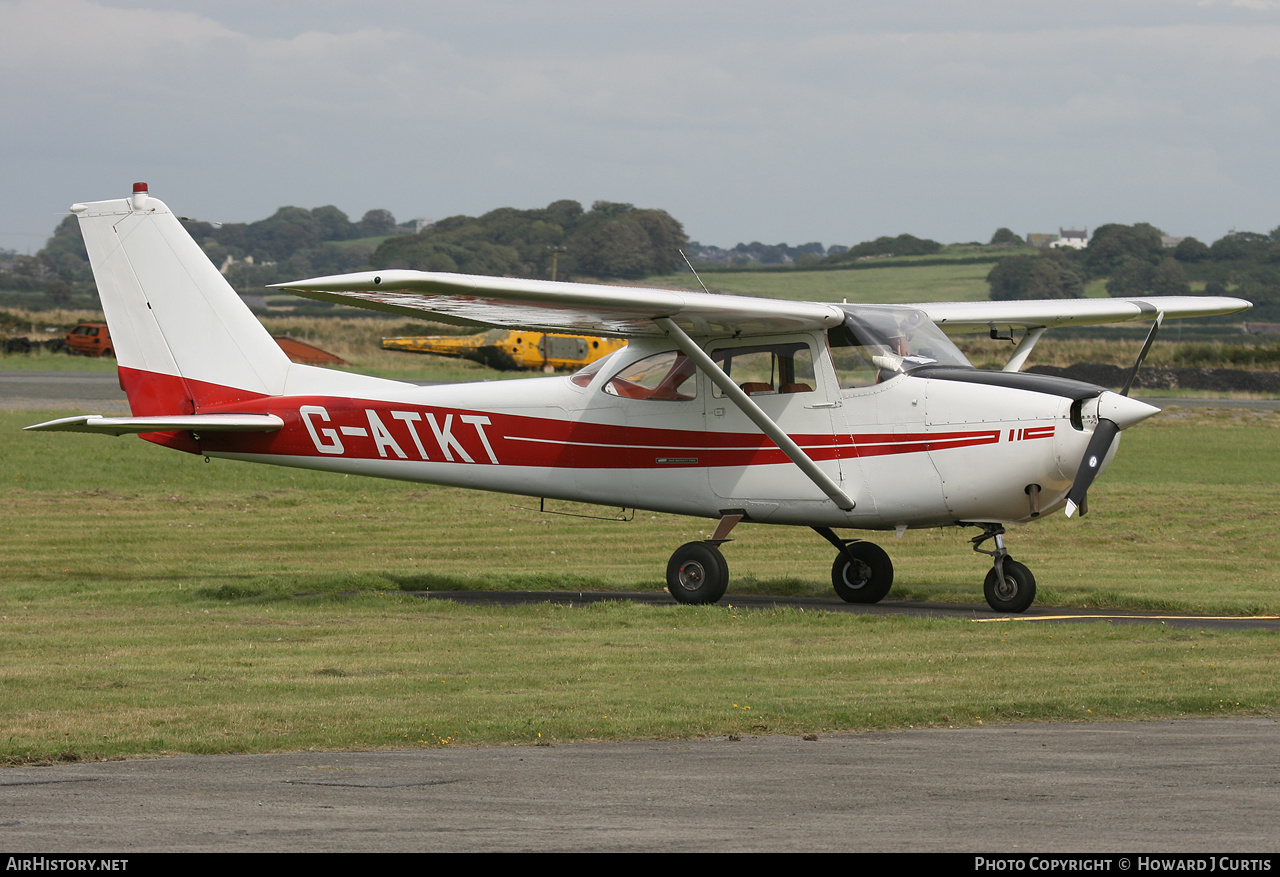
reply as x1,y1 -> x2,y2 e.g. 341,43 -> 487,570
30,186 -> 1245,544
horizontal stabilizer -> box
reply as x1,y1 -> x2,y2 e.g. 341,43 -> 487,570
25,413 -> 284,437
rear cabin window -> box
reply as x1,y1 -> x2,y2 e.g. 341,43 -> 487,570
709,341 -> 816,398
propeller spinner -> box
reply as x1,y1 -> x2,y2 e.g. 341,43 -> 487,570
1064,392 -> 1160,517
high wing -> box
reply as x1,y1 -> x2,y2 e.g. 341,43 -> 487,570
271,270 -> 1249,338
271,270 -> 845,338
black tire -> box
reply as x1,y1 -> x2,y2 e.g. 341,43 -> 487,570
666,541 -> 729,605
831,541 -> 893,603
984,559 -> 1037,613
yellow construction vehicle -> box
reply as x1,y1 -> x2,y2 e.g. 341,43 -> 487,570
381,328 -> 626,371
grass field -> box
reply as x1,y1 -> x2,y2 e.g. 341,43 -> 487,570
647,261 -> 999,304
2,404 -> 1278,763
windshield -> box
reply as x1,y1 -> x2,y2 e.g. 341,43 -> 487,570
834,306 -> 971,378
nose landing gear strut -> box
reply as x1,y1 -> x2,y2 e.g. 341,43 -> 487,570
970,524 -> 1037,613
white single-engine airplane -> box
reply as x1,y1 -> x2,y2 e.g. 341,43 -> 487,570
29,185 -> 1251,612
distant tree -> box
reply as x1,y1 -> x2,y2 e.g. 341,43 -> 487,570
1150,258 -> 1191,296
355,209 -> 394,238
1084,223 -> 1164,277
44,278 -> 72,306
1173,236 -> 1210,263
574,219 -> 656,279
626,209 -> 686,275
988,252 -> 1082,300
1029,254 -> 1084,299
36,216 -> 90,281
1209,231 -> 1270,263
987,255 -> 1038,300
587,200 -> 635,220
827,233 -> 943,263
989,227 -> 1023,246
1106,256 -> 1156,297
310,205 -> 356,242
545,200 -> 584,223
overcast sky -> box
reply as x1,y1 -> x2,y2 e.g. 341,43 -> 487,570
3,0 -> 1279,256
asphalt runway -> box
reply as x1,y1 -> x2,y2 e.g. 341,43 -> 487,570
1,368 -> 130,411
6,369 -> 1279,852
3,719 -> 1278,852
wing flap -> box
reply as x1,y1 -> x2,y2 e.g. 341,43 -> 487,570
25,413 -> 285,436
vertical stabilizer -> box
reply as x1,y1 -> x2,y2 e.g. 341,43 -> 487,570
71,184 -> 293,414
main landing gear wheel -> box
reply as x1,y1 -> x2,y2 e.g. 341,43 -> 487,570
831,541 -> 894,604
666,541 -> 729,605
983,559 -> 1036,613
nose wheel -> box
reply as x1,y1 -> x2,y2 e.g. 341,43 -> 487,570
983,559 -> 1037,613
971,525 -> 1037,612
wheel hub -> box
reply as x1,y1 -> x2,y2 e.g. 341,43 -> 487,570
677,561 -> 706,590
842,560 -> 871,589
992,576 -> 1019,601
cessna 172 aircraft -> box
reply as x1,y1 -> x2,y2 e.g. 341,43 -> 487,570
28,184 -> 1251,612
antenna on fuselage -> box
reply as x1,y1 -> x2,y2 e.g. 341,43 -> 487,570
679,249 -> 712,295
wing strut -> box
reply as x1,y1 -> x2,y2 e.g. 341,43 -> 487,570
652,316 -> 855,511
1001,327 -> 1046,373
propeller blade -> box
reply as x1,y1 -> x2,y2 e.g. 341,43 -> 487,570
1064,418 -> 1120,518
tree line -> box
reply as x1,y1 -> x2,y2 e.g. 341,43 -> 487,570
371,200 -> 687,280
6,200 -> 1274,320
9,196 -> 947,305
3,200 -> 693,305
986,223 -> 1280,320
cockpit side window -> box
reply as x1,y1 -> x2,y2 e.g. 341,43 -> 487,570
827,324 -> 881,389
603,350 -> 697,400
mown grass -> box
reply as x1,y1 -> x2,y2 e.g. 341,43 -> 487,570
2,596 -> 1273,763
5,407 -> 1278,610
2,406 -> 1278,762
